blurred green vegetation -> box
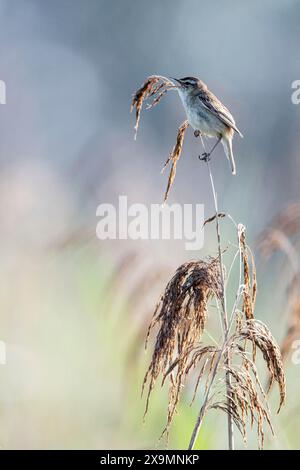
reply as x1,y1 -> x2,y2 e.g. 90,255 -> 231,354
1,0 -> 300,450
0,229 -> 300,449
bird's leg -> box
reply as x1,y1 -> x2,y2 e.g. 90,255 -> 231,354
199,135 -> 222,162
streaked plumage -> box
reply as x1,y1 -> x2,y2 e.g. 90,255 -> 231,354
172,76 -> 243,175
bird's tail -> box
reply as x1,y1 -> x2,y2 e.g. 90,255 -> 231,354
222,136 -> 236,175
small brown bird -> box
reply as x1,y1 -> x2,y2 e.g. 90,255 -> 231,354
171,76 -> 243,175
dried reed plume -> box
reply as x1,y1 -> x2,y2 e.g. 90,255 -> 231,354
239,224 -> 257,321
131,75 -> 189,202
112,252 -> 173,370
161,120 -> 189,203
259,203 -> 300,260
258,203 -> 300,363
142,258 -> 222,435
218,345 -> 273,449
281,295 -> 300,361
217,318 -> 286,449
143,222 -> 285,449
231,321 -> 286,412
131,75 -> 175,140
131,74 -> 286,449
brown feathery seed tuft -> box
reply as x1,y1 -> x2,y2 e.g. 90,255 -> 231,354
238,224 -> 257,321
258,203 -> 300,364
131,75 -> 175,140
161,120 -> 189,203
142,258 -> 222,434
232,320 -> 286,413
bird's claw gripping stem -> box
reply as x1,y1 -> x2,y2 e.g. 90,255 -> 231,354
199,152 -> 211,162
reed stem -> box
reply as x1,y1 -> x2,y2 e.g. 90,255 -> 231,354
188,160 -> 234,450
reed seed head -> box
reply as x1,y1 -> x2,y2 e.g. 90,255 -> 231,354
142,258 -> 222,435
131,75 -> 175,140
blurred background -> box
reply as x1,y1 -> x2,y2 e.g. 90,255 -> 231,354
0,0 -> 300,449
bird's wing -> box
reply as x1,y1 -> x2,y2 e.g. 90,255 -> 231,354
198,90 -> 243,137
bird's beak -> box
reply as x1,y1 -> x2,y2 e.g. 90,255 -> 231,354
169,77 -> 182,89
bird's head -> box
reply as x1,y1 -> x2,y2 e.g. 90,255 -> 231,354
170,76 -> 200,90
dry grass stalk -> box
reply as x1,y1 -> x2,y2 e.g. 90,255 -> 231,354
206,318 -> 285,449
161,120 -> 189,203
142,258 -> 222,435
203,212 -> 226,227
219,359 -> 273,449
187,314 -> 285,450
131,75 -> 190,203
132,73 -> 286,449
131,75 -> 175,140
142,221 -> 286,448
204,161 -> 235,450
232,320 -> 286,413
239,224 -> 257,321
